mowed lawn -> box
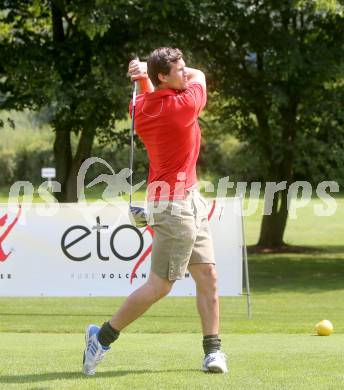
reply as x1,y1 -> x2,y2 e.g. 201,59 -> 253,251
0,195 -> 343,389
0,333 -> 343,390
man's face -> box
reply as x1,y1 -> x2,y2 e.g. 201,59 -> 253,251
158,59 -> 188,90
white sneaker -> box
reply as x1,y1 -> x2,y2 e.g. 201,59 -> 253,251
203,351 -> 228,373
82,324 -> 110,375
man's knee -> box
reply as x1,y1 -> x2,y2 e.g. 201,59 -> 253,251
191,264 -> 218,291
155,280 -> 174,299
147,273 -> 174,300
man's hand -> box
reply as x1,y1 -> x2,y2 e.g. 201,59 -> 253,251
128,59 -> 154,93
128,59 -> 148,80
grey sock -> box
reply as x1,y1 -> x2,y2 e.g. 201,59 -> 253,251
203,334 -> 221,355
97,322 -> 120,347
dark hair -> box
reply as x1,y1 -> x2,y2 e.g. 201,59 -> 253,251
147,47 -> 183,87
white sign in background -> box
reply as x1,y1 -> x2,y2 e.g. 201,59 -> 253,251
41,167 -> 56,179
0,198 -> 243,297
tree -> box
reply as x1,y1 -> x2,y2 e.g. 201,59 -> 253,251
0,0 -> 137,201
0,0 -> 199,201
183,0 -> 344,247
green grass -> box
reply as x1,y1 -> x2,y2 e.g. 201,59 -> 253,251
0,333 -> 343,390
1,285 -> 344,335
0,193 -> 343,388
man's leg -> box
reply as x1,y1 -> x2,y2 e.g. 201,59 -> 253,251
188,263 -> 228,373
188,263 -> 219,335
83,271 -> 174,375
109,271 -> 174,330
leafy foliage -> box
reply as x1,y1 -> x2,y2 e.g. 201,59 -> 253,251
184,0 -> 344,178
0,0 -> 343,243
0,1 -> 142,200
179,0 -> 344,245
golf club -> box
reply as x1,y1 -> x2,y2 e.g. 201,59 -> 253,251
128,77 -> 149,228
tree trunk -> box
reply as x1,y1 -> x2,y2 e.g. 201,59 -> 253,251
64,126 -> 96,202
53,126 -> 72,202
51,2 -> 96,202
53,123 -> 96,202
256,96 -> 298,247
257,188 -> 289,247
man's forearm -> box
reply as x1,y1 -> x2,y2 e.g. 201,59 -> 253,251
137,76 -> 154,94
185,67 -> 206,88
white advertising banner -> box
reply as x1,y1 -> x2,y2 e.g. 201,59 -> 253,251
0,198 -> 243,297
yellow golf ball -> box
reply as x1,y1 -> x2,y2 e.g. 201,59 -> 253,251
315,320 -> 333,336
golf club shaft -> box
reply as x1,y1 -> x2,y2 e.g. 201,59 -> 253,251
129,80 -> 138,207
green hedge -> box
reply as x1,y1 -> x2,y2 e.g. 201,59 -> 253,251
1,135 -> 343,190
0,111 -> 342,191
0,148 -> 54,187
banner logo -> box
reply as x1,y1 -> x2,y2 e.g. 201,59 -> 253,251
60,200 -> 216,284
0,205 -> 22,263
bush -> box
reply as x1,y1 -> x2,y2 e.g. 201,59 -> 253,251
198,135 -> 268,185
0,111 -> 55,187
1,110 -> 342,193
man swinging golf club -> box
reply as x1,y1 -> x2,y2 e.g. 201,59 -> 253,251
82,47 -> 228,375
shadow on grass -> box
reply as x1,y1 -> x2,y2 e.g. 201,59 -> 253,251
249,245 -> 344,255
0,369 -> 201,383
318,246 -> 344,254
249,246 -> 344,292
